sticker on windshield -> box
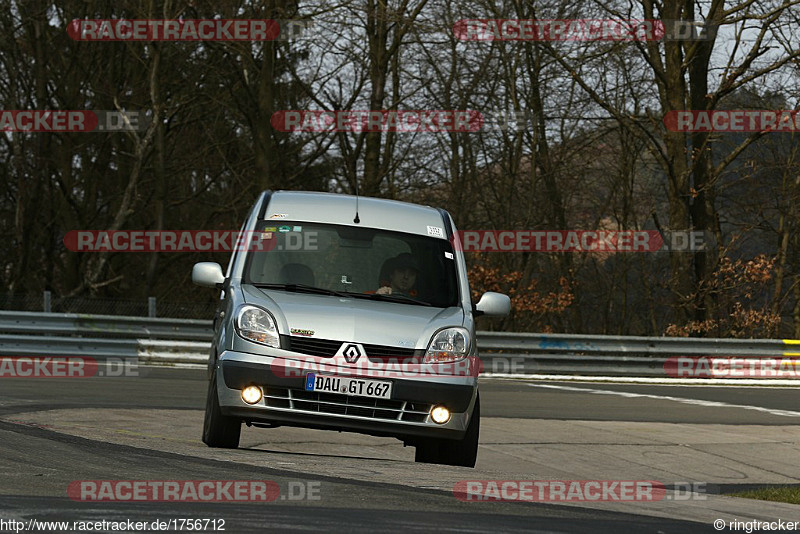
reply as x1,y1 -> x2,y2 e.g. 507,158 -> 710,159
269,213 -> 288,219
261,232 -> 273,240
445,251 -> 454,259
264,226 -> 277,232
427,226 -> 444,238
278,225 -> 291,233
292,225 -> 302,232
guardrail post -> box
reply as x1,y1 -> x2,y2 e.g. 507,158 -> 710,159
148,297 -> 156,318
43,290 -> 51,313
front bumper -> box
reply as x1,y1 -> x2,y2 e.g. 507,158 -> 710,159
215,350 -> 478,441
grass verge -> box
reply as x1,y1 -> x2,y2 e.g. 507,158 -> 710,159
729,486 -> 800,505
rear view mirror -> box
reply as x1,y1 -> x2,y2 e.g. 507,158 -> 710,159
474,292 -> 511,316
192,262 -> 225,288
338,226 -> 375,248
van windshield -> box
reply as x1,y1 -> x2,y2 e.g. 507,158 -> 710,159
242,221 -> 459,308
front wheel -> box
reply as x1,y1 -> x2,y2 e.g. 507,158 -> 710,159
202,373 -> 241,448
415,394 -> 480,468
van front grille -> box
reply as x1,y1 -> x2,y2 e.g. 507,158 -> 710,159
262,387 -> 431,423
283,336 -> 421,362
283,336 -> 342,357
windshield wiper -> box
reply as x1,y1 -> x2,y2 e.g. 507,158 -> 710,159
357,292 -> 432,306
249,283 -> 350,298
251,283 -> 432,306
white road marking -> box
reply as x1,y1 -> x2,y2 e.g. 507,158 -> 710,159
528,383 -> 800,418
484,373 -> 800,386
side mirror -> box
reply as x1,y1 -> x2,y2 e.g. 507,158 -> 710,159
192,262 -> 225,288
474,292 -> 511,317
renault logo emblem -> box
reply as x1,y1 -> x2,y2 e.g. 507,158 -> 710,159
342,344 -> 361,363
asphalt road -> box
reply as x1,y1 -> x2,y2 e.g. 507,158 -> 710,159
2,367 -> 799,420
1,368 -> 798,532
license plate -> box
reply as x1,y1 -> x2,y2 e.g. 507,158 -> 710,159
304,374 -> 392,399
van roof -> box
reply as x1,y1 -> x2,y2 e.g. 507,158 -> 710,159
261,191 -> 450,239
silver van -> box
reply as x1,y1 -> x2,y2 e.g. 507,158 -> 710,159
192,191 -> 509,467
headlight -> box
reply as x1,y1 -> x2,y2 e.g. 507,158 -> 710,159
424,327 -> 470,363
235,305 -> 280,348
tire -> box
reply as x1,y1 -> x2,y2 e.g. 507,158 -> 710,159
414,438 -> 443,464
414,394 -> 480,468
202,373 -> 241,448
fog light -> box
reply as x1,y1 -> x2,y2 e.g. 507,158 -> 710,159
430,405 -> 451,424
241,385 -> 263,405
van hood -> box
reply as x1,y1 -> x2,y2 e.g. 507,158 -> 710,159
242,285 -> 464,349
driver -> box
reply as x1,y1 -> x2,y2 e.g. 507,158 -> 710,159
376,253 -> 419,296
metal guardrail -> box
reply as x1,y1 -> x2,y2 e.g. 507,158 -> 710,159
0,311 -> 797,379
0,311 -> 211,362
0,310 -> 213,342
475,331 -> 796,377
